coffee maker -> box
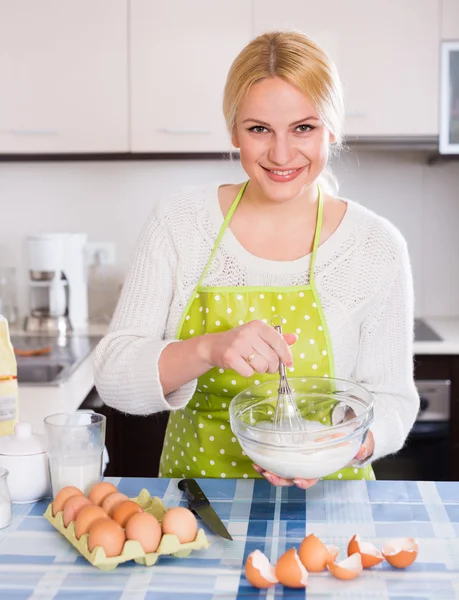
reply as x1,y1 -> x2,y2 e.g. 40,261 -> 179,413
24,233 -> 88,334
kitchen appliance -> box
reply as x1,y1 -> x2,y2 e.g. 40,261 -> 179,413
24,233 -> 88,334
178,479 -> 233,540
374,379 -> 451,481
440,40 -> 459,155
11,334 -> 100,386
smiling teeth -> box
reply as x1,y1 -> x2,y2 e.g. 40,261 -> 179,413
270,169 -> 298,176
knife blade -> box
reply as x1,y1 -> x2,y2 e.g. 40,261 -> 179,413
178,478 -> 233,541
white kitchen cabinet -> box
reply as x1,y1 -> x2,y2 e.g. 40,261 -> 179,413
441,0 -> 459,39
130,0 -> 252,152
0,0 -> 128,153
254,0 -> 439,138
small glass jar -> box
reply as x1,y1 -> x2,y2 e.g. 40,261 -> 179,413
0,468 -> 12,529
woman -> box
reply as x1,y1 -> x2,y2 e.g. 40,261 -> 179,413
95,31 -> 419,488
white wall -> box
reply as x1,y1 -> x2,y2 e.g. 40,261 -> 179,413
1,150 -> 459,321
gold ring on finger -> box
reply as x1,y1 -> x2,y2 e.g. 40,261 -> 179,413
246,351 -> 259,364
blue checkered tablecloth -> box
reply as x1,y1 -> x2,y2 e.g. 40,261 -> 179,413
0,478 -> 458,599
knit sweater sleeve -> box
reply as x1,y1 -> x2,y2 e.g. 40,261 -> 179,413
93,206 -> 197,415
353,236 -> 420,463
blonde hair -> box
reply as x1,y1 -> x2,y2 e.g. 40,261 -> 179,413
223,31 -> 344,192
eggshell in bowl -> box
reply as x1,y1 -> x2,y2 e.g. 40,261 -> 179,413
62,495 -> 93,527
328,553 -> 363,580
101,492 -> 129,517
382,537 -> 418,568
245,550 -> 278,589
88,482 -> 118,506
298,533 -> 338,572
74,505 -> 108,540
161,507 -> 198,543
88,518 -> 126,557
275,548 -> 308,588
348,534 -> 383,568
52,486 -> 83,516
125,512 -> 162,553
112,500 -> 143,528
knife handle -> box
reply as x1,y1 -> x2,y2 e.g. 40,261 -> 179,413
178,479 -> 209,508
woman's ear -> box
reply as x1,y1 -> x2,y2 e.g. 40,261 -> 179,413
232,127 -> 240,149
329,132 -> 336,144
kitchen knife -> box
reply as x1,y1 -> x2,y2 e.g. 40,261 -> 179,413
178,478 -> 233,541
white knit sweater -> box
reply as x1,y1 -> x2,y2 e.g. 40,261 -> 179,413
94,183 -> 419,464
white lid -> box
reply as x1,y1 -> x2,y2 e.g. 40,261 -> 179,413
0,422 -> 47,456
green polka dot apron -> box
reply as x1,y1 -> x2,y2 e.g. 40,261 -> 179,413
159,182 -> 374,481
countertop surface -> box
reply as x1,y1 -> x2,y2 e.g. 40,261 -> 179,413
1,477 -> 458,599
414,317 -> 459,355
12,317 -> 459,434
13,324 -> 107,434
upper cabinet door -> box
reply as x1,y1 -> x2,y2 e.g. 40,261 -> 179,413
0,0 -> 128,153
441,0 -> 459,39
130,0 -> 252,152
254,0 -> 439,138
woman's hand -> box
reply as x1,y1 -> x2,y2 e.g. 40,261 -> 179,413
199,320 -> 297,377
253,431 -> 375,488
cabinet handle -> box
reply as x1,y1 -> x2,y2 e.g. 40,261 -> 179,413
0,129 -> 59,136
156,128 -> 211,135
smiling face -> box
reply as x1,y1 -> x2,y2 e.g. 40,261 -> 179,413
232,77 -> 334,204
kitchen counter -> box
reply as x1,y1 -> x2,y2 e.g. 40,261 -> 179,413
14,324 -> 108,434
13,317 -> 459,435
414,317 -> 459,355
0,477 -> 458,599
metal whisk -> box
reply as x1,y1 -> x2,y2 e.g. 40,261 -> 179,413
272,316 -> 305,431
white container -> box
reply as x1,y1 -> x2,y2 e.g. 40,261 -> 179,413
0,422 -> 51,503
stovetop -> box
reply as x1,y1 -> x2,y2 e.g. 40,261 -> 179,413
10,334 -> 101,386
414,319 -> 442,342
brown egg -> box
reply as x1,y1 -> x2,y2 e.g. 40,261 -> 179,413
125,512 -> 162,553
298,533 -> 339,572
62,495 -> 93,527
161,507 -> 198,543
74,505 -> 108,539
101,492 -> 129,517
88,518 -> 126,557
245,550 -> 278,589
382,537 -> 418,568
52,486 -> 84,516
328,553 -> 363,580
112,500 -> 143,528
275,548 -> 308,588
348,534 -> 384,568
88,482 -> 118,506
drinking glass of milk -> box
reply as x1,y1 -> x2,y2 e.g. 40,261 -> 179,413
44,412 -> 106,497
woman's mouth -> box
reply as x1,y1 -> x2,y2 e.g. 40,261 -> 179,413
261,165 -> 306,183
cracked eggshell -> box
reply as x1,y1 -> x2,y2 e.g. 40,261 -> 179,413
298,533 -> 338,572
348,534 -> 384,568
245,550 -> 278,589
382,538 -> 418,568
275,548 -> 308,588
328,552 -> 363,580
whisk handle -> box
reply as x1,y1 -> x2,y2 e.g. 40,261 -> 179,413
273,323 -> 286,377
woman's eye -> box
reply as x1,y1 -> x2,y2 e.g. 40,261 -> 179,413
248,126 -> 268,134
296,124 -> 313,133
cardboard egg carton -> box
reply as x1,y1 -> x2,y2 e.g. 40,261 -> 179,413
44,488 -> 210,571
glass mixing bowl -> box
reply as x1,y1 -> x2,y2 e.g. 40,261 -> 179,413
229,377 -> 374,480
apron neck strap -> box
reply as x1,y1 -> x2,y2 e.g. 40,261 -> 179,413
309,185 -> 323,286
197,181 -> 323,288
197,181 -> 249,287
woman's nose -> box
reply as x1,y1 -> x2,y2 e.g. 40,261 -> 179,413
268,134 -> 294,165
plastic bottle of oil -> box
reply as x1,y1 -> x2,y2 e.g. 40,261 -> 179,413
0,315 -> 18,436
